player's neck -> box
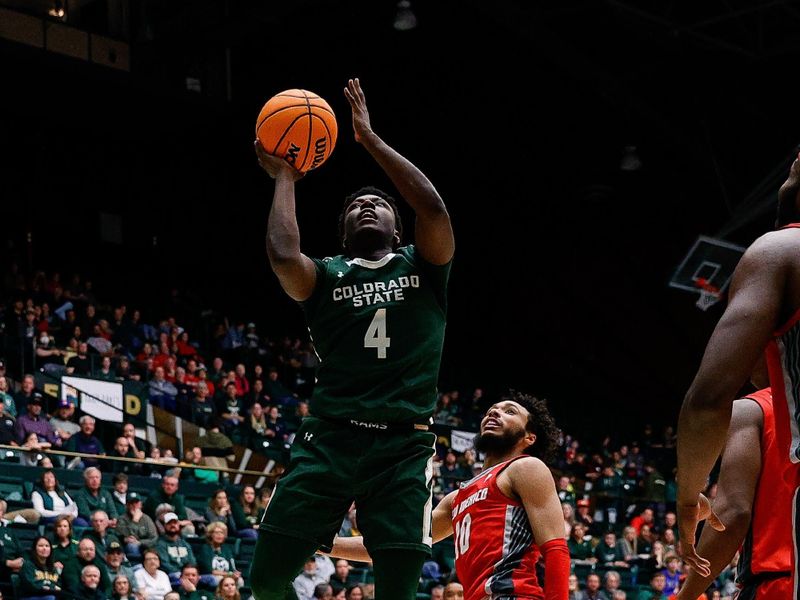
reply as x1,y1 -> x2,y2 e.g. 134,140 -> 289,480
350,246 -> 393,261
483,450 -> 523,469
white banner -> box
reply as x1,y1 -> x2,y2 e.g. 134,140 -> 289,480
62,376 -> 124,423
450,429 -> 477,454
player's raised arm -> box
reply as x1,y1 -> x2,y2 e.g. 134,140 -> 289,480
255,141 -> 317,302
344,78 -> 454,266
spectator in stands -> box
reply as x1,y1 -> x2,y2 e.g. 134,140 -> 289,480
245,402 -> 269,447
70,564 -> 106,600
561,503 -> 575,537
115,357 -> 134,381
443,582 -> 463,600
204,491 -> 236,534
19,536 -> 61,600
115,492 -> 157,561
49,515 -> 78,568
36,331 -> 67,375
64,415 -> 105,469
0,376 -> 17,419
20,431 -> 53,467
31,469 -> 79,524
557,475 -> 576,507
579,573 -> 604,600
134,549 -> 172,600
61,538 -> 112,598
574,498 -> 595,533
142,474 -> 193,536
175,565 -> 211,600
660,552 -> 681,596
265,405 -> 288,442
629,507 -> 654,535
293,556 -> 327,600
66,343 -> 92,376
0,407 -> 16,451
312,583 -> 333,600
243,379 -> 269,412
111,574 -> 135,600
13,375 -> 38,415
104,542 -> 138,595
50,399 -> 80,442
197,522 -> 241,588
567,523 -> 594,562
637,525 -> 654,555
617,526 -> 641,562
190,383 -> 217,429
217,383 -> 244,435
121,423 -> 147,460
594,531 -> 628,568
196,420 -> 234,480
94,357 -> 115,381
263,367 -> 295,407
215,575 -> 240,600
644,540 -> 666,574
14,393 -> 60,447
105,437 -> 135,475
438,450 -> 469,494
149,367 -> 178,413
73,467 -> 118,527
82,510 -> 120,561
345,585 -> 363,600
181,447 -> 218,484
110,474 -> 128,516
231,485 -> 259,540
329,559 -> 357,593
154,512 -> 196,585
0,500 -> 23,574
603,571 -> 622,599
636,572 -> 666,600
567,575 -> 580,600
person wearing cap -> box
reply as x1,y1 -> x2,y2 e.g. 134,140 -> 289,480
115,491 -> 157,561
104,542 -> 139,595
154,512 -> 196,585
81,510 -> 121,561
13,392 -> 61,448
50,399 -> 80,442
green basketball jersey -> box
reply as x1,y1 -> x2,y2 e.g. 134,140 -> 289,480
302,244 -> 450,423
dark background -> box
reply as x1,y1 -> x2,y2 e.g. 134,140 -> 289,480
3,0 -> 800,440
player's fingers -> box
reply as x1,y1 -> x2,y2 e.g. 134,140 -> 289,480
683,548 -> 711,578
706,510 -> 726,532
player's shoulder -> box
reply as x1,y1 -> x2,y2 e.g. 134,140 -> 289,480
503,455 -> 550,480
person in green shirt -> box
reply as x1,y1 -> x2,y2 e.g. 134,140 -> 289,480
71,467 -> 118,527
567,523 -> 595,562
252,77 -> 454,600
636,572 -> 668,600
48,515 -> 79,569
60,538 -> 112,598
142,473 -> 193,536
154,512 -> 197,585
176,565 -> 214,600
196,522 -> 240,589
19,536 -> 61,600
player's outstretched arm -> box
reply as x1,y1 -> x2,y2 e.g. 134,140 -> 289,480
255,140 -> 317,301
677,399 -> 762,598
344,78 -> 454,266
507,457 -> 569,600
677,235 -> 785,574
328,492 -> 456,563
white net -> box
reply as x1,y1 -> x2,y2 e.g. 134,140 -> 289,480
696,288 -> 721,311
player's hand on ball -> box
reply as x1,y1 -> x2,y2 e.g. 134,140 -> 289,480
344,78 -> 373,144
254,140 -> 304,182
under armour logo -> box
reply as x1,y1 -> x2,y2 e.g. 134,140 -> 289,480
337,271 -> 344,278
304,432 -> 314,441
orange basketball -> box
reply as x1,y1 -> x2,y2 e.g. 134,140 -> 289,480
255,89 -> 338,173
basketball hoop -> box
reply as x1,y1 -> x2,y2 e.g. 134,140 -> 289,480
694,278 -> 721,311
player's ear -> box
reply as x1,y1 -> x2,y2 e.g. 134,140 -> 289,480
393,231 -> 401,248
525,432 -> 537,449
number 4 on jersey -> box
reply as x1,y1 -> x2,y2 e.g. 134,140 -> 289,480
364,308 -> 390,359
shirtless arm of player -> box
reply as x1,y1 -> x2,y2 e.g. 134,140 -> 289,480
677,233 -> 787,575
344,78 -> 454,266
677,399 -> 762,598
255,142 -> 317,302
327,492 -> 457,562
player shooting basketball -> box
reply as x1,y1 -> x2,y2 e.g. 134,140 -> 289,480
327,391 -> 570,600
251,77 -> 454,600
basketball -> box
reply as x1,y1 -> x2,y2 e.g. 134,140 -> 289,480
255,89 -> 338,173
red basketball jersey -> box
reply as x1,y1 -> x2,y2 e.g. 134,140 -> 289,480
736,388 -> 795,584
451,455 -> 543,600
764,223 -> 800,481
